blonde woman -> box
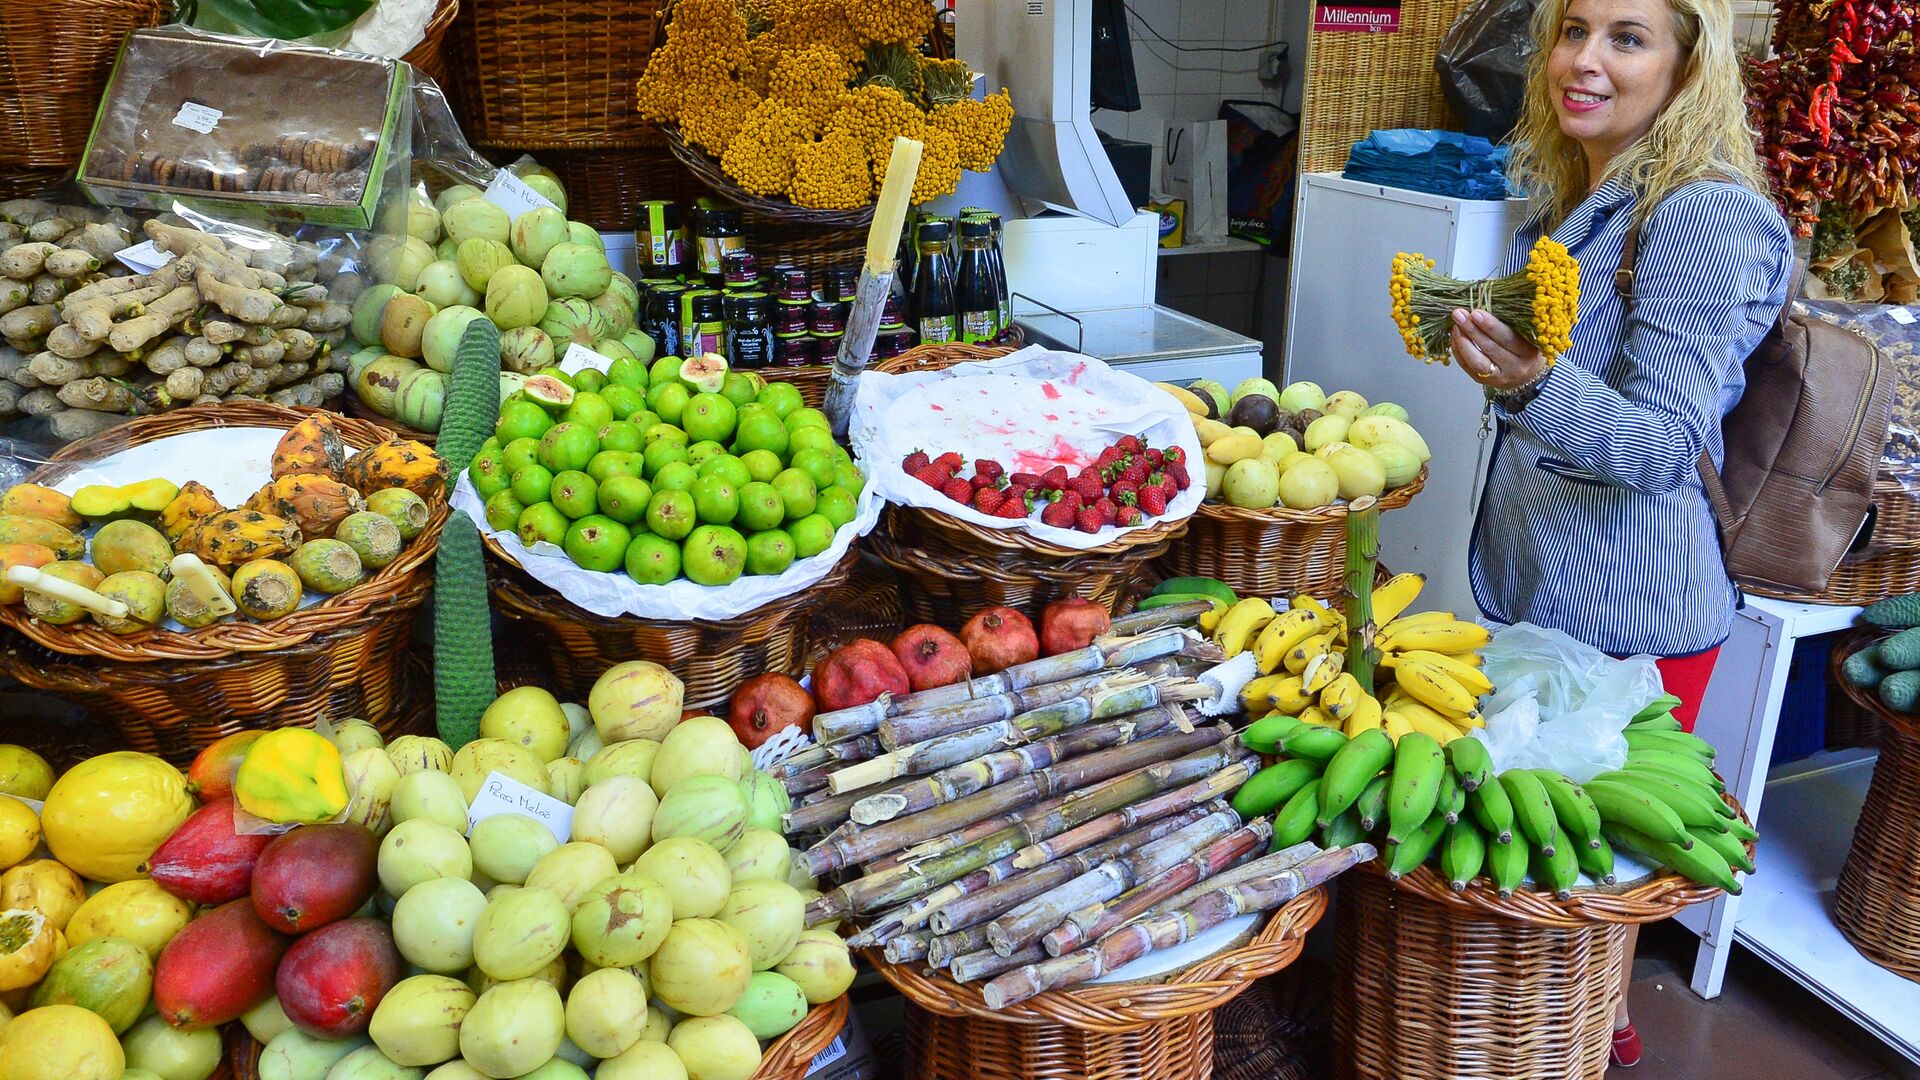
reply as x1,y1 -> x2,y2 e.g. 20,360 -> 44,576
1444,0 -> 1792,1065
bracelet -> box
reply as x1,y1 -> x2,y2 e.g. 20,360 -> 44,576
1488,365 -> 1552,412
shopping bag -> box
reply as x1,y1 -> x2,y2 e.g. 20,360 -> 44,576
1219,100 -> 1299,247
1167,120 -> 1230,243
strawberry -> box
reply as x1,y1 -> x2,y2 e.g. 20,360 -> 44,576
1074,506 -> 1104,533
994,498 -> 1029,519
941,477 -> 973,504
973,486 -> 1004,514
1119,460 -> 1150,487
933,452 -> 965,473
1067,471 -> 1104,503
1115,505 -> 1144,527
1117,434 -> 1143,454
1144,448 -> 1165,469
974,459 -> 1004,484
1139,485 -> 1168,517
971,472 -> 999,491
903,450 -> 930,474
914,463 -> 954,489
1057,489 -> 1085,511
1163,446 -> 1187,466
1011,472 -> 1042,489
1148,471 -> 1175,499
1110,481 -> 1138,506
1040,501 -> 1077,529
1095,446 -> 1125,470
1093,497 -> 1117,526
1040,466 -> 1069,492
1165,461 -> 1192,490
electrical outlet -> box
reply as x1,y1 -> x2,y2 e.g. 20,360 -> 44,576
1259,46 -> 1291,85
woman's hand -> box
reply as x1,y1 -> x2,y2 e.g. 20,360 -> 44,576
1450,308 -> 1549,391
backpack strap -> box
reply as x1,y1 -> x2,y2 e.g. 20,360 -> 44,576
1614,222 -> 1742,532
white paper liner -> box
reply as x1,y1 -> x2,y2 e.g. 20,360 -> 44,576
849,346 -> 1205,551
452,469 -> 883,621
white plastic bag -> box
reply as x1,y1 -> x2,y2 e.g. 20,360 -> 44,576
1473,622 -> 1664,781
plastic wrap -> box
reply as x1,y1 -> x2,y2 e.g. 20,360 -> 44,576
1435,0 -> 1540,140
1473,622 -> 1665,781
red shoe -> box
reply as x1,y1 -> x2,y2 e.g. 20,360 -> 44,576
1611,1024 -> 1643,1068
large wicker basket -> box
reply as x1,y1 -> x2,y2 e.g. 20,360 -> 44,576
485,547 -> 858,710
1828,626 -> 1886,748
1831,630 -> 1920,982
0,0 -> 171,169
875,888 -> 1326,1080
1154,468 -> 1427,599
402,0 -> 462,89
0,402 -> 448,662
1333,795 -> 1751,1079
1745,474 -> 1920,605
448,0 -> 664,148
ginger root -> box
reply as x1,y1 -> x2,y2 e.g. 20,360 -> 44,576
44,248 -> 100,279
57,375 -> 139,413
0,303 -> 56,342
106,285 -> 198,354
1,242 -> 58,279
196,267 -> 281,324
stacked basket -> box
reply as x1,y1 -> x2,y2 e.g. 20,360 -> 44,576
0,403 -> 443,765
1830,629 -> 1920,983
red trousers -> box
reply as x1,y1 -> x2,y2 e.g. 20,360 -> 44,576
1653,647 -> 1720,734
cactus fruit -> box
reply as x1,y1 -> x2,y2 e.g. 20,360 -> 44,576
245,473 -> 368,540
289,540 -> 365,595
231,560 -> 303,620
181,510 -> 302,568
335,511 -> 403,571
272,414 -> 350,481
159,482 -> 227,546
344,439 -> 448,500
364,488 -> 430,541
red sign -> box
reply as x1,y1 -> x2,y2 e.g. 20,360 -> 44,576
1314,0 -> 1402,32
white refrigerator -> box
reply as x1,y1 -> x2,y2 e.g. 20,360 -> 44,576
1283,173 -> 1532,616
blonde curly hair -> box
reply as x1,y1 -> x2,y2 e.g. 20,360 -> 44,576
1507,0 -> 1769,228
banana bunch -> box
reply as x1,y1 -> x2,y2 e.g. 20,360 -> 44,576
1232,709 -> 1754,896
1222,573 -> 1494,744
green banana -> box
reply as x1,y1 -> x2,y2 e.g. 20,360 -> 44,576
1583,778 -> 1695,848
1575,833 -> 1617,885
1278,724 -> 1350,764
1231,758 -> 1324,817
1440,820 -> 1487,892
1384,732 -> 1445,841
1530,829 -> 1580,899
1467,771 -> 1516,844
1690,824 -> 1756,874
1723,815 -> 1758,843
1626,749 -> 1725,790
1532,771 -> 1602,850
1269,783 -> 1321,851
1241,713 -> 1304,754
1604,823 -> 1742,894
1486,836 -> 1529,897
1322,808 -> 1367,850
1592,771 -> 1731,832
1499,770 -> 1560,855
1354,774 -> 1391,834
1317,728 -> 1394,824
1444,736 -> 1492,791
1150,576 -> 1238,606
1626,713 -> 1683,732
1385,811 -> 1449,880
1437,766 -> 1466,824
1624,728 -> 1717,763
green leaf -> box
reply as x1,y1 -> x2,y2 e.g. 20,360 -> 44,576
192,0 -> 375,40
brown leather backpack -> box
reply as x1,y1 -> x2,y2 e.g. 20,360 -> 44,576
1617,224 -> 1895,595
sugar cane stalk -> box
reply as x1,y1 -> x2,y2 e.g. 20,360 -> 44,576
853,704 -> 1186,825
984,807 -> 1245,957
926,925 -> 992,968
785,773 -> 920,835
1345,494 -> 1381,694
1107,600 -> 1214,635
844,851 -> 1020,948
883,932 -> 932,964
982,843 -> 1378,1008
871,672 -> 1119,751
782,761 -> 835,798
952,944 -> 1047,984
1010,755 -> 1260,870
1041,824 -> 1280,957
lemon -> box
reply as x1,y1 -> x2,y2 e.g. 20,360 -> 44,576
65,880 -> 193,961
0,746 -> 54,801
41,753 -> 192,883
0,1004 -> 124,1080
0,798 -> 39,872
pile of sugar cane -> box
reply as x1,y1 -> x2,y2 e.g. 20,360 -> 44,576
773,600 -> 1376,1009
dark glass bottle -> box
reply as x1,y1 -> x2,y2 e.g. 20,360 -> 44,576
956,217 -> 998,344
985,212 -> 1011,337
642,283 -> 686,359
908,218 -> 957,345
725,294 -> 774,369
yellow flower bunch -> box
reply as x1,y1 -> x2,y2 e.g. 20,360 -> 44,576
827,84 -> 927,165
845,0 -> 934,47
1387,238 -> 1582,366
931,90 -> 1014,173
767,45 -> 856,133
721,101 -> 813,196
790,131 -> 873,209
678,83 -> 762,155
761,0 -> 863,62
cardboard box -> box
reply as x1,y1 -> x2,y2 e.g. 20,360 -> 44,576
1144,199 -> 1187,248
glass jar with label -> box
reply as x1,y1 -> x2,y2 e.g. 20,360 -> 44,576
775,333 -> 815,366
694,206 -> 744,287
642,283 -> 686,359
823,266 -> 859,303
769,263 -> 813,303
773,303 -> 811,337
811,300 -> 849,335
725,294 -> 774,370
723,249 -> 760,292
635,201 -> 690,279
680,290 -> 724,357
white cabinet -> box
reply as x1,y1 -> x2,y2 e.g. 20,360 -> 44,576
1283,173 -> 1532,615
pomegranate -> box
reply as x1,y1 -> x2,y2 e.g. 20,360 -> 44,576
1040,598 -> 1112,656
250,823 -> 379,933
144,799 -> 272,906
186,730 -> 263,801
960,607 -> 1039,674
153,899 -> 289,1028
813,639 -> 911,712
729,673 -> 816,749
890,624 -> 973,691
277,917 -> 401,1038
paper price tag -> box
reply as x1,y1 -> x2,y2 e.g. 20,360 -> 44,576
1890,307 -> 1916,325
483,171 -> 561,220
466,771 -> 572,844
115,240 -> 175,274
171,102 -> 223,134
559,342 -> 614,375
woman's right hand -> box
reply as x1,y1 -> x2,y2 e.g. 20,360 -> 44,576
1450,308 -> 1550,391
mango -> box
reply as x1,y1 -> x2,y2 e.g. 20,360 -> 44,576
90,520 -> 172,578
0,515 -> 85,560
0,485 -> 81,528
233,727 -> 350,825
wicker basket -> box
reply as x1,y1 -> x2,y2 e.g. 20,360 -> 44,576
485,547 -> 858,709
1744,474 -> 1920,605
448,0 -> 664,148
1832,631 -> 1920,982
1828,627 -> 1886,748
807,556 -> 906,661
0,0 -> 171,169
1154,468 -> 1428,599
402,0 -> 462,89
1299,0 -> 1468,174
879,888 -> 1326,1080
0,166 -> 70,200
0,402 -> 449,662
226,994 -> 848,1080
663,126 -> 876,228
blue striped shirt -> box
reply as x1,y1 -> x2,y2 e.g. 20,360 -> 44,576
1469,177 -> 1794,656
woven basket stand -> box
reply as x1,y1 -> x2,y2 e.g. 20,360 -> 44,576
1831,630 -> 1920,982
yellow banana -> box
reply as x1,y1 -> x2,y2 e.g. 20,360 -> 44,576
1451,710 -> 1487,730
1390,698 -> 1482,734
1380,620 -> 1491,655
1214,597 -> 1277,657
1283,630 -> 1336,675
1320,672 -> 1363,720
1344,692 -> 1384,737
1381,610 -> 1456,636
1394,649 -> 1493,695
1301,650 -> 1345,693
1253,607 -> 1325,673
1290,593 -> 1335,618
1265,674 -> 1314,714
1198,607 -> 1223,634
1239,674 -> 1294,716
1393,705 -> 1463,745
1297,705 -> 1339,728
1194,416 -> 1233,447
1383,709 -> 1415,741
1368,572 -> 1426,626
1392,659 -> 1480,716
